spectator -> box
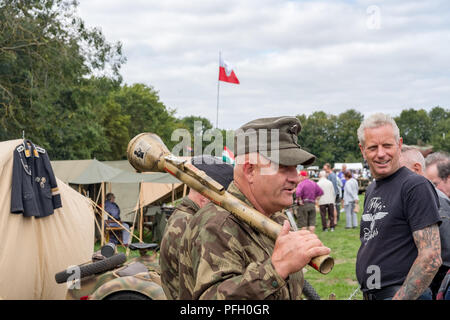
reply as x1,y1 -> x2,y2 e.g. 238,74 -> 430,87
317,170 -> 336,232
343,170 -> 359,229
104,193 -> 130,246
337,164 -> 347,214
356,113 -> 441,300
324,163 -> 341,224
425,152 -> 450,198
399,149 -> 450,299
295,170 -> 323,233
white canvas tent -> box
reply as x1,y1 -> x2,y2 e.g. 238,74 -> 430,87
103,160 -> 182,220
51,159 -> 182,244
52,160 -> 182,220
0,140 -> 94,299
334,163 -> 363,171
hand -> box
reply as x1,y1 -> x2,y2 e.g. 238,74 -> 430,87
271,220 -> 331,279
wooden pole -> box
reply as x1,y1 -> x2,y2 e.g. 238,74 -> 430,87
101,182 -> 105,246
126,199 -> 140,257
89,200 -> 141,243
139,182 -> 143,242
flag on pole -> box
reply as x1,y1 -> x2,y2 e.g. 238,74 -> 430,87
219,57 -> 240,84
222,146 -> 235,165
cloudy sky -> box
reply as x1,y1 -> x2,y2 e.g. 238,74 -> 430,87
77,0 -> 450,130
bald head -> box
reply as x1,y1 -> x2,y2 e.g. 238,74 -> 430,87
400,146 -> 425,175
319,170 -> 327,179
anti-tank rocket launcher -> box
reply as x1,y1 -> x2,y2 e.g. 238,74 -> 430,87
127,132 -> 334,275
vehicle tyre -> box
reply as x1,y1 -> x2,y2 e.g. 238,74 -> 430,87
302,279 -> 321,300
104,291 -> 150,300
55,253 -> 127,284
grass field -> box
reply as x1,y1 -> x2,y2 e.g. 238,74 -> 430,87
304,194 -> 365,300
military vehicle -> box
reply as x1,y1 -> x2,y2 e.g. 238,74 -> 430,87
55,243 -> 166,300
357,177 -> 372,194
56,241 -> 322,300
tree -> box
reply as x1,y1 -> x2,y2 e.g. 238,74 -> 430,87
297,111 -> 338,167
176,115 -> 216,153
0,0 -> 125,157
335,109 -> 364,163
112,83 -> 178,151
429,106 -> 450,153
395,109 -> 432,146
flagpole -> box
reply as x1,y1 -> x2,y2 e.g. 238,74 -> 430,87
216,51 -> 221,129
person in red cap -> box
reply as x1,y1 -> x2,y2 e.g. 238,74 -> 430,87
295,170 -> 323,233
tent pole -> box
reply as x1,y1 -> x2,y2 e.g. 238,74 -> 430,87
101,182 -> 105,246
89,200 -> 141,243
126,198 -> 140,257
139,182 -> 143,242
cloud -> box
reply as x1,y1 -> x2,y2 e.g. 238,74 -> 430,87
77,0 -> 450,129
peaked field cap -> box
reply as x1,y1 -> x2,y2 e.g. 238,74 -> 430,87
234,116 -> 316,166
191,155 -> 234,189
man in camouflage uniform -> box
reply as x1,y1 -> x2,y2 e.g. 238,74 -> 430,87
160,155 -> 233,299
178,116 -> 331,300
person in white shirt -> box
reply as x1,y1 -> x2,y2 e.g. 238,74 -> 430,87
317,170 -> 336,232
343,170 -> 359,229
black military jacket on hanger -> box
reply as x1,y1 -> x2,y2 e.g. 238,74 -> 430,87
10,139 -> 62,218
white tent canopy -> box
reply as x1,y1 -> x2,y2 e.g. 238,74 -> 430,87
51,159 -> 184,244
334,163 -> 363,171
51,159 -> 181,220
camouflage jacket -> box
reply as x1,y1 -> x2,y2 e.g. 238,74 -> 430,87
178,182 -> 304,300
160,196 -> 200,300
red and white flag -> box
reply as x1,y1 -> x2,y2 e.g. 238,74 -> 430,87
219,56 -> 240,84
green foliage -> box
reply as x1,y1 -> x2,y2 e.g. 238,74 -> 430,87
393,106 -> 450,154
176,115 -> 222,155
113,83 -> 178,151
335,109 -> 364,163
297,110 -> 364,167
428,107 -> 450,152
0,0 -> 125,158
395,108 -> 432,145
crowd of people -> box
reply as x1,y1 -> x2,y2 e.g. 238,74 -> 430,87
294,163 -> 360,232
150,113 -> 449,300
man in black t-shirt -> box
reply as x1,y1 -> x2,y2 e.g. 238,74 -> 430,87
355,113 -> 442,300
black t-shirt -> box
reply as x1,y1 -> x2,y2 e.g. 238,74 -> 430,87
356,167 -> 441,292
